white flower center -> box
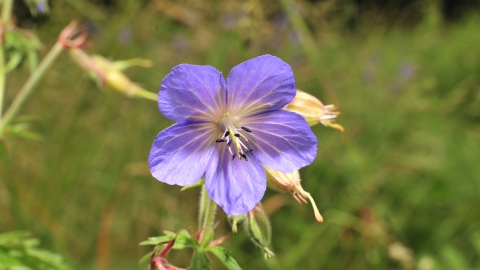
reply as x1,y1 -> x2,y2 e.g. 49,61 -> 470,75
216,114 -> 253,161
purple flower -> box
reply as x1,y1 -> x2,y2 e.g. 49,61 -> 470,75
149,55 -> 317,215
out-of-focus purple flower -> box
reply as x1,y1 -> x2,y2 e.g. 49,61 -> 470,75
398,62 -> 416,81
36,0 -> 48,14
149,55 -> 317,215
172,34 -> 189,53
118,26 -> 133,46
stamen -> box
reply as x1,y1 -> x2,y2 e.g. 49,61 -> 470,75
231,153 -> 237,160
241,126 -> 252,133
224,130 -> 230,137
236,132 -> 250,144
234,133 -> 240,137
226,140 -> 232,148
239,153 -> 248,161
216,139 -> 227,143
237,140 -> 250,152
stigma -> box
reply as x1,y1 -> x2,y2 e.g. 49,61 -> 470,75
215,125 -> 253,161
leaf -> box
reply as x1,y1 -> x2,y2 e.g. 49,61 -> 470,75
190,251 -> 212,270
0,231 -> 32,246
440,245 -> 470,270
206,246 -> 242,270
139,236 -> 174,246
5,51 -> 23,73
173,229 -> 199,250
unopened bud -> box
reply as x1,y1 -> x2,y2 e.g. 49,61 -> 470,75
285,90 -> 344,132
243,203 -> 274,259
227,214 -> 246,233
265,166 -> 323,222
69,49 -> 157,101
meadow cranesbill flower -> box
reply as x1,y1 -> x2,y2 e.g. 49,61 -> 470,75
149,55 -> 317,215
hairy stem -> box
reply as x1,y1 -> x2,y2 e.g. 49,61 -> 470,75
198,184 -> 217,247
0,42 -> 63,136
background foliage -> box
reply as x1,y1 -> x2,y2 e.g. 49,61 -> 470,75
1,0 -> 480,269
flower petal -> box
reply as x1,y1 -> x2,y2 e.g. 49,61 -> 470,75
241,110 -> 317,173
149,121 -> 217,186
205,147 -> 266,215
226,55 -> 296,116
159,64 -> 227,122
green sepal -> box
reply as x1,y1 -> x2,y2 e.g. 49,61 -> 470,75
140,229 -> 199,250
190,251 -> 212,270
206,246 -> 242,270
181,178 -> 204,191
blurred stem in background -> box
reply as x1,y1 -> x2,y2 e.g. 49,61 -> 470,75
0,42 -> 63,135
0,21 -> 90,138
0,0 -> 13,122
279,0 -> 337,102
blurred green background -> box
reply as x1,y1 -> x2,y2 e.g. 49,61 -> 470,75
2,0 -> 480,269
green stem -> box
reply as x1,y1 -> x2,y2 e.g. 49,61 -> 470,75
1,0 -> 13,24
198,184 -> 217,247
0,0 -> 14,122
0,42 -> 64,136
130,84 -> 158,102
0,41 -> 5,121
279,0 -> 337,102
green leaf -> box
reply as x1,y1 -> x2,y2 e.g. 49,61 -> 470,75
139,235 -> 173,246
5,52 -> 23,73
0,231 -> 31,246
173,229 -> 199,250
190,251 -> 212,270
440,245 -> 470,270
206,246 -> 242,270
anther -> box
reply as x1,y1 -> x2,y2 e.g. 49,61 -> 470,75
216,139 -> 227,143
224,130 -> 230,137
226,140 -> 232,147
234,133 -> 240,137
241,126 -> 252,133
239,153 -> 248,161
231,153 -> 237,160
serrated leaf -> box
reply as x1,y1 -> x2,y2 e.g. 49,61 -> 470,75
0,231 -> 32,246
206,246 -> 242,270
139,235 -> 174,246
173,229 -> 199,250
190,251 -> 211,270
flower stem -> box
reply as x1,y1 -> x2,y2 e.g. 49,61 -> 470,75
0,41 -> 5,122
1,0 -> 13,24
278,0 -> 337,102
0,0 -> 14,122
129,84 -> 158,102
198,184 -> 217,247
0,42 -> 64,136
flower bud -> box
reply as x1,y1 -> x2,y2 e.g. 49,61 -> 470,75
243,203 -> 274,259
69,49 -> 157,101
285,90 -> 344,132
265,166 -> 323,222
227,214 -> 247,233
